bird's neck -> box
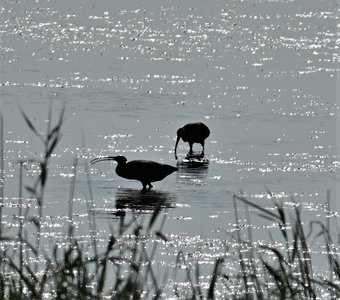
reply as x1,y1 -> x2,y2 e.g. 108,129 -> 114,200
115,162 -> 126,176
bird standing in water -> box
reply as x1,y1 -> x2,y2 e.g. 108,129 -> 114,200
174,122 -> 210,159
91,156 -> 177,192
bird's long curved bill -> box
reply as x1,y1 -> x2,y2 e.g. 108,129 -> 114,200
90,156 -> 116,165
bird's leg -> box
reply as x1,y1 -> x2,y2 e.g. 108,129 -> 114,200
189,142 -> 193,155
142,183 -> 147,193
201,142 -> 205,157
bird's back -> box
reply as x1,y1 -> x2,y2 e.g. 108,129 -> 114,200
117,160 -> 177,183
183,122 -> 210,142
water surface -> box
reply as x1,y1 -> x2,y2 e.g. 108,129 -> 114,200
0,0 -> 339,297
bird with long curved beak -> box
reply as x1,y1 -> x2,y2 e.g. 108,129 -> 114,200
174,122 -> 210,159
91,155 -> 177,192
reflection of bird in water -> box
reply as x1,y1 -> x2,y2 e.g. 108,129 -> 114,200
175,122 -> 210,159
176,160 -> 209,184
91,155 -> 177,192
115,188 -> 175,212
93,188 -> 175,219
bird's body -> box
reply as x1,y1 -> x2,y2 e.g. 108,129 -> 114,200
91,156 -> 177,191
175,122 -> 210,159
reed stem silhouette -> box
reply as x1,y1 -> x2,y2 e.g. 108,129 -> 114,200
0,113 -> 4,238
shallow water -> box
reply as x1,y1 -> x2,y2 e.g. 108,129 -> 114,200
0,0 -> 339,297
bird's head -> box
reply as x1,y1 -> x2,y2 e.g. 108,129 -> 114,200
174,128 -> 185,159
176,127 -> 184,138
177,127 -> 188,142
112,156 -> 127,164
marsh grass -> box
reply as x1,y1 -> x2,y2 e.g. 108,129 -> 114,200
230,192 -> 340,299
0,108 -> 339,299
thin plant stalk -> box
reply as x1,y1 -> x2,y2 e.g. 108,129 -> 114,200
244,203 -> 264,299
207,257 -> 224,300
18,161 -> 24,296
82,135 -> 99,273
84,158 -> 99,273
20,106 -> 65,273
0,113 -> 3,237
68,158 -> 78,242
233,196 -> 249,296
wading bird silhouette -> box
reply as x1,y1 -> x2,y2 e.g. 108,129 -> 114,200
174,122 -> 210,159
91,155 -> 177,192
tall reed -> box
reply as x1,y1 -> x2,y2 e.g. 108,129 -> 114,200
231,191 -> 340,299
0,113 -> 4,238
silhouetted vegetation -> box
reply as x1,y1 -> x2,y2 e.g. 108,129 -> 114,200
0,109 -> 339,299
231,192 -> 340,299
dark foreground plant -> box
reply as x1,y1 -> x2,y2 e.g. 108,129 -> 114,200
230,192 -> 340,299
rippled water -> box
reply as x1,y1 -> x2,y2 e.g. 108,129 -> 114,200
0,0 -> 339,297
